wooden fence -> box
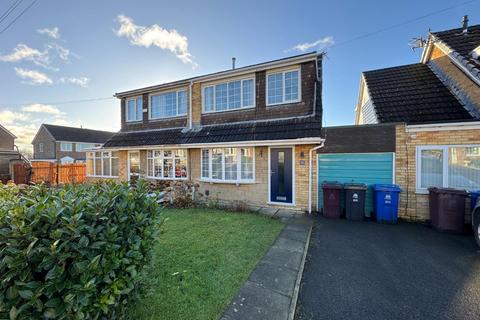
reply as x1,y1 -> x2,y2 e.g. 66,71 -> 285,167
30,162 -> 87,185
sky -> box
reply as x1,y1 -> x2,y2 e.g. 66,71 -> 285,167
1,0 -> 479,152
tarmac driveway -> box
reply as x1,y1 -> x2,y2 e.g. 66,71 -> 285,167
295,217 -> 480,320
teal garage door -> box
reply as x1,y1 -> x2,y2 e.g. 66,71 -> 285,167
317,153 -> 394,216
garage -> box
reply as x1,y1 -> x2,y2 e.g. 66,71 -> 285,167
317,123 -> 397,216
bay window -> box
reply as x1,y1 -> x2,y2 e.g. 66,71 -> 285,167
147,149 -> 187,180
87,151 -> 119,177
203,78 -> 255,113
417,145 -> 480,192
267,69 -> 300,105
126,97 -> 143,122
150,90 -> 187,119
201,147 -> 255,182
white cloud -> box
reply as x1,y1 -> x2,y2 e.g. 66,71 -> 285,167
14,67 -> 53,85
289,36 -> 335,52
58,76 -> 89,87
0,110 -> 30,124
22,104 -> 63,115
37,27 -> 60,39
0,44 -> 50,68
115,14 -> 196,66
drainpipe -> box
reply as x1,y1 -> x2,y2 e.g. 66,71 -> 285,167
189,80 -> 193,130
308,140 -> 325,214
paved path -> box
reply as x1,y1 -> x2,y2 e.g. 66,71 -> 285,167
222,210 -> 313,320
296,217 -> 480,320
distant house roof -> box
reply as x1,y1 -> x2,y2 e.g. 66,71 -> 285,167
103,117 -> 322,148
432,24 -> 480,71
42,124 -> 115,143
362,63 -> 475,124
0,123 -> 16,139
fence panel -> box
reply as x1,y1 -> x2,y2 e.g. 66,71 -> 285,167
31,162 -> 86,185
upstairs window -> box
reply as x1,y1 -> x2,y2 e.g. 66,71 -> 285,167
76,143 -> 95,152
60,142 -> 72,152
417,145 -> 480,192
203,78 -> 255,113
201,147 -> 254,183
126,97 -> 143,122
39,142 -> 44,153
150,90 -> 187,119
267,69 -> 300,106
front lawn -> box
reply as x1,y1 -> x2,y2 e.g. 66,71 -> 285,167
128,208 -> 284,320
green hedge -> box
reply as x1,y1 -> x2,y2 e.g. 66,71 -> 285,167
0,181 -> 162,319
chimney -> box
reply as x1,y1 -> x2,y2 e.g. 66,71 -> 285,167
232,57 -> 236,70
462,15 -> 469,34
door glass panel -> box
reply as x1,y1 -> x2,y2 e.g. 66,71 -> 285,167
278,151 -> 285,195
129,152 -> 140,175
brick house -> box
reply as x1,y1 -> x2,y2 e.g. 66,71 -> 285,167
0,123 -> 21,181
91,52 -> 324,212
32,124 -> 115,164
353,19 -> 480,221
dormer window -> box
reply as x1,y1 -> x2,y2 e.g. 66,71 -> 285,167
266,69 -> 301,106
150,90 -> 187,119
202,78 -> 255,113
126,97 -> 143,122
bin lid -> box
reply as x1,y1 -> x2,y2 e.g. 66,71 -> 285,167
344,183 -> 367,190
469,190 -> 480,196
434,187 -> 468,196
321,181 -> 343,189
373,184 -> 402,192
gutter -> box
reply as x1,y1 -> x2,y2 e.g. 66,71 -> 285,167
308,139 -> 325,214
406,121 -> 480,132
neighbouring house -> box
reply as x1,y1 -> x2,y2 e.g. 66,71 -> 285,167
0,123 -> 27,183
32,124 -> 115,164
90,52 -> 323,212
341,17 -> 480,221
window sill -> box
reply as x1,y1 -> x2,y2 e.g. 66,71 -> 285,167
125,120 -> 143,124
266,99 -> 301,107
197,178 -> 256,185
202,105 -> 255,115
148,115 -> 187,121
146,176 -> 188,181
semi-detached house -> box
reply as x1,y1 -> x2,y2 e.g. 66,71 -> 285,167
91,52 -> 324,212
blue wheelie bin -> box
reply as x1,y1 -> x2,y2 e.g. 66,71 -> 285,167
470,191 -> 480,211
373,184 -> 402,223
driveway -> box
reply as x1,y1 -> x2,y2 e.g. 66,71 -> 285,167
295,217 -> 480,320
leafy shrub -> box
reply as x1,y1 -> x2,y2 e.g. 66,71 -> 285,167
0,181 -> 162,319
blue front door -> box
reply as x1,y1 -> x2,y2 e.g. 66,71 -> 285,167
270,148 -> 293,203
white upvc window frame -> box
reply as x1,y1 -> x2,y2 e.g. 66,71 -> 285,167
266,67 -> 301,106
76,143 -> 96,152
416,144 -> 480,193
200,147 -> 255,184
125,96 -> 143,122
146,149 -> 188,180
86,151 -> 119,178
39,142 -> 44,153
149,89 -> 188,120
202,77 -> 256,114
60,142 -> 73,152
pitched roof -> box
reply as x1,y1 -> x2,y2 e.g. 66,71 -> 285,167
0,123 -> 16,139
42,124 -> 115,143
103,117 -> 322,148
432,24 -> 480,71
363,63 -> 475,124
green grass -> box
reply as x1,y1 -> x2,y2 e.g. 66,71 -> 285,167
128,208 -> 284,320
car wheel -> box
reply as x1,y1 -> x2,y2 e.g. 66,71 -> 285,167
474,209 -> 480,248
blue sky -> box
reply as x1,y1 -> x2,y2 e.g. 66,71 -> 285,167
0,0 -> 479,151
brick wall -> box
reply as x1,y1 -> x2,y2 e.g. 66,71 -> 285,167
395,123 -> 480,221
0,129 -> 14,150
32,126 -> 56,160
428,45 -> 480,110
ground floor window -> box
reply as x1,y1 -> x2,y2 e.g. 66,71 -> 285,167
87,151 -> 119,177
147,149 -> 187,179
417,145 -> 480,191
201,147 -> 254,182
